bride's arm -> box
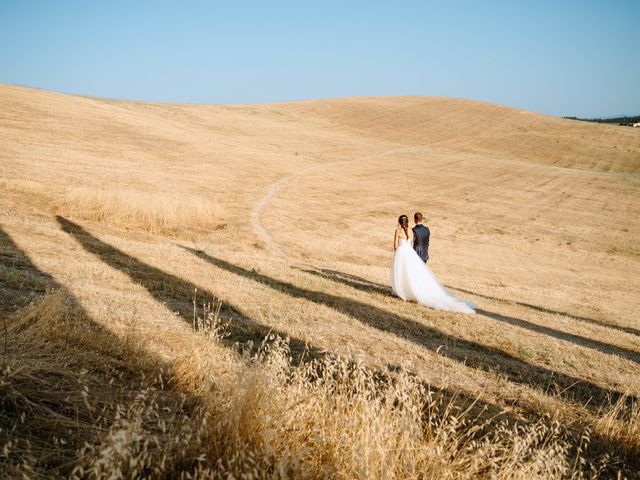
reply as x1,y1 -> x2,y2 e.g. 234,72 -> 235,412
393,229 -> 400,250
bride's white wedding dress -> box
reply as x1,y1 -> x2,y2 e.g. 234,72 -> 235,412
390,239 -> 475,314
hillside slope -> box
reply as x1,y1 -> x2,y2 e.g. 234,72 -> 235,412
2,84 -> 640,478
277,95 -> 640,172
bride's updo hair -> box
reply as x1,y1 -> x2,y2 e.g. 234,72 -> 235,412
398,214 -> 409,238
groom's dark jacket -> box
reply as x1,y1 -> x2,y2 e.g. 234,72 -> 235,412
412,224 -> 430,263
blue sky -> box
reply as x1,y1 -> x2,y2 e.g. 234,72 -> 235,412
1,1 -> 638,117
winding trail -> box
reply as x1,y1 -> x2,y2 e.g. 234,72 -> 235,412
250,178 -> 288,257
250,146 -> 420,257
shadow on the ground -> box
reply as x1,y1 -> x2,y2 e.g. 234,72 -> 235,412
300,266 -> 640,338
182,248 -> 635,413
297,267 -> 640,365
0,224 -> 193,476
475,308 -> 640,364
0,227 -> 54,320
37,220 -> 639,475
301,267 -> 392,296
56,216 -> 322,363
55,217 -> 516,424
449,285 -> 640,338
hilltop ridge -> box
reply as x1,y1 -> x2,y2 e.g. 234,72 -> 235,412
2,84 -> 638,176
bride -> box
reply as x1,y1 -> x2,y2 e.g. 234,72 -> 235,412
390,215 -> 475,314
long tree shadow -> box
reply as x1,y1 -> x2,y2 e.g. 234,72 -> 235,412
301,266 -> 640,338
0,225 -> 195,475
298,267 -> 640,365
475,308 -> 640,364
44,220 -> 640,475
56,216 -> 323,363
184,247 -> 636,412
448,285 -> 640,338
54,217 -> 521,424
0,228 -> 55,320
301,267 -> 392,296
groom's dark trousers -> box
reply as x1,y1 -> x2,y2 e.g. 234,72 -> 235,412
412,224 -> 430,263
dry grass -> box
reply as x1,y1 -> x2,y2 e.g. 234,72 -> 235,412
0,290 -> 204,479
2,294 -> 626,479
1,84 -> 640,478
51,187 -> 221,235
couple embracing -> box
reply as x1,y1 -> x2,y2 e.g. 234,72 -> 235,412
390,212 -> 475,314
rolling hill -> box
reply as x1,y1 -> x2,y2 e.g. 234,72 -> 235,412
1,84 -> 639,478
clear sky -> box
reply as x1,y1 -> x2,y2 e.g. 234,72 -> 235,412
1,1 -> 638,117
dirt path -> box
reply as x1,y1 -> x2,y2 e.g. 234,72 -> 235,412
250,146 -> 420,257
250,178 -> 288,256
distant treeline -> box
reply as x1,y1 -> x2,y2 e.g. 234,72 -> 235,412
563,115 -> 640,126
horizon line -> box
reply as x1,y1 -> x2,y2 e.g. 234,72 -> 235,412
2,81 -> 637,120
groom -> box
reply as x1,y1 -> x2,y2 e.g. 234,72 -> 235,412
412,212 -> 430,263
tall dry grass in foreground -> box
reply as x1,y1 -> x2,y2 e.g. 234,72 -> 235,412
3,291 -> 637,479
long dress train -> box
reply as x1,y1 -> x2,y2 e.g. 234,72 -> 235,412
390,239 -> 475,314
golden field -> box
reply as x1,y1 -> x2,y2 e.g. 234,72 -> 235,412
1,84 -> 639,479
